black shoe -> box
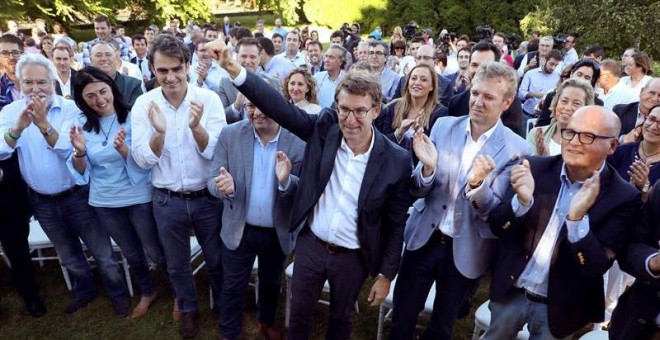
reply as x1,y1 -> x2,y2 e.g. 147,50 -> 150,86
26,297 -> 47,318
62,297 -> 94,315
112,298 -> 130,318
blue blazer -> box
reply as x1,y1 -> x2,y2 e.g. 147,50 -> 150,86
406,116 -> 531,279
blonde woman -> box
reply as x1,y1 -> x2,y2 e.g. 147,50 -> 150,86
527,78 -> 595,155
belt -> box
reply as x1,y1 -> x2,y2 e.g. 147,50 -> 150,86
156,187 -> 210,199
431,229 -> 453,245
312,235 -> 358,254
30,186 -> 81,201
517,287 -> 548,304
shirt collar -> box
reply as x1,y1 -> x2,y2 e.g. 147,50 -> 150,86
465,118 -> 499,142
340,126 -> 376,158
560,161 -> 606,185
158,84 -> 192,109
252,126 -> 282,145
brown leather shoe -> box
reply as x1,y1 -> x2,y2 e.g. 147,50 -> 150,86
258,321 -> 283,340
179,311 -> 200,338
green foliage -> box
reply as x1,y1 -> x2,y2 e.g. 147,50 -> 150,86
303,0 -> 387,29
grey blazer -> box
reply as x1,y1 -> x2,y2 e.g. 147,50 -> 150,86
406,116 -> 531,279
218,73 -> 282,123
207,120 -> 305,254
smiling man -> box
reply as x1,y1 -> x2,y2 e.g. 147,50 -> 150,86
82,15 -> 129,66
131,34 -> 227,338
51,46 -> 76,98
90,41 -> 142,108
211,39 -> 412,340
480,106 -> 640,339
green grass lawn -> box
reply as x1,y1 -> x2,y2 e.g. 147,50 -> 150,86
0,251 -> 489,339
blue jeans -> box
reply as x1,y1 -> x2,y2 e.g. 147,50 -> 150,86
94,203 -> 167,296
220,225 -> 286,339
483,289 -> 571,340
152,188 -> 222,313
28,186 -> 129,302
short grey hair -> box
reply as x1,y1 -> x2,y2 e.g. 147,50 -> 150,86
15,53 -> 59,82
472,61 -> 518,98
540,36 -> 554,44
368,40 -> 389,58
328,43 -> 348,61
54,36 -> 77,56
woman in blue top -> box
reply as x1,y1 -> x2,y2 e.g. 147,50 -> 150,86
67,66 -> 167,318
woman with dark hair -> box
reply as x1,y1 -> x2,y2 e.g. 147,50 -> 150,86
67,66 -> 168,318
39,35 -> 54,59
608,104 -> 660,202
375,63 -> 447,161
283,68 -> 322,114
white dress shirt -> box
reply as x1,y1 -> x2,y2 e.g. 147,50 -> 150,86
57,70 -> 72,98
619,75 -> 653,96
602,82 -> 639,110
131,85 -> 227,191
0,96 -> 79,194
309,131 -> 375,249
133,54 -> 152,79
423,119 -> 498,237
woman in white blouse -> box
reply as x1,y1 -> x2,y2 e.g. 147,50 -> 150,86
620,51 -> 653,96
283,68 -> 322,114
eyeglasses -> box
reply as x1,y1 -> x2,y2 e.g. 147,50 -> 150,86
560,128 -> 615,145
337,104 -> 375,119
644,115 -> 660,128
368,51 -> 385,57
0,50 -> 22,59
415,55 -> 434,61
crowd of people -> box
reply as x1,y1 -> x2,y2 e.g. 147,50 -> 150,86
0,13 -> 658,340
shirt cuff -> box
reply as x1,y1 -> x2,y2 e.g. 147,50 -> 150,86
231,66 -> 247,86
645,254 -> 660,279
511,194 -> 534,217
420,169 -> 435,185
278,176 -> 291,192
566,215 -> 590,242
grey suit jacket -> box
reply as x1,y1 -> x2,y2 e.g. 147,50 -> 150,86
406,116 -> 531,279
207,119 -> 305,254
218,73 -> 282,123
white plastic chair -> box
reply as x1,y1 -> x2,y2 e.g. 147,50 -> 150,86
472,300 -> 530,339
28,218 -> 71,289
578,330 -> 609,339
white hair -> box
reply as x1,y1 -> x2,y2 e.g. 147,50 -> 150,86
540,36 -> 554,44
54,36 -> 77,55
15,53 -> 59,82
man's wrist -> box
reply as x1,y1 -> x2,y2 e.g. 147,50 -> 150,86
650,254 -> 660,275
468,179 -> 484,189
566,212 -> 585,221
422,165 -> 435,177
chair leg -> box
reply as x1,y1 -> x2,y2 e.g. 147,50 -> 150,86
377,305 -> 385,340
209,287 -> 214,310
254,275 -> 259,305
121,254 -> 133,297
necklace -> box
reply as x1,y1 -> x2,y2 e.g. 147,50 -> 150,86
639,141 -> 660,163
100,116 -> 117,146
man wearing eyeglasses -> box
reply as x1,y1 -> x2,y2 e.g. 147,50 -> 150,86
615,77 -> 660,140
392,44 -> 452,106
210,38 -> 412,340
479,106 -> 641,339
0,34 -> 24,110
368,41 -> 401,103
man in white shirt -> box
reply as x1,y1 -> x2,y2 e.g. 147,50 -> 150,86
51,46 -> 76,99
599,59 -> 639,110
131,35 -> 226,338
0,53 -> 130,316
277,31 -> 306,67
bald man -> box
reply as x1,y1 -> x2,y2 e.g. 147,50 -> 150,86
477,106 -> 641,339
392,45 -> 453,106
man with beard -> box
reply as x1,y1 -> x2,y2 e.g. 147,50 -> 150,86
518,49 -> 561,117
306,40 -> 324,74
0,34 -> 23,109
0,53 -> 131,316
82,15 -> 129,66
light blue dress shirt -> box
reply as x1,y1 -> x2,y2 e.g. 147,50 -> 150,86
245,128 -> 280,228
512,162 -> 596,297
518,68 -> 560,115
380,67 -> 402,102
0,96 -> 79,194
314,70 -> 346,108
261,56 -> 296,82
189,61 -> 229,94
67,114 -> 152,208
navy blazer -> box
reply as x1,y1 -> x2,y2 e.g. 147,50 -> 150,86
54,68 -> 77,98
610,183 -> 660,340
448,90 -> 525,137
236,70 -> 413,279
487,155 -> 641,338
613,101 -> 640,136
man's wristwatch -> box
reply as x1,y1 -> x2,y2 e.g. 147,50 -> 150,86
41,125 -> 54,137
641,181 -> 651,193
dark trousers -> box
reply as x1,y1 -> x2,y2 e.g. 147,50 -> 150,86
288,228 -> 368,340
389,232 -> 480,340
0,194 -> 39,305
219,224 -> 286,339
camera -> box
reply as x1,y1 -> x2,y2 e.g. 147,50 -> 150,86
403,22 -> 419,40
475,25 -> 493,41
441,31 -> 457,44
507,34 -> 522,50
553,33 -> 567,50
